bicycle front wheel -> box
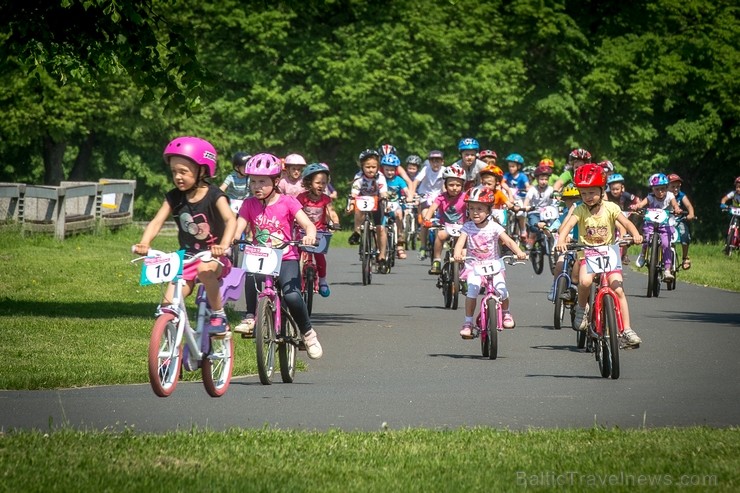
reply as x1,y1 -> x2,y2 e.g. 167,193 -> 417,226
404,213 -> 416,250
202,331 -> 234,397
553,276 -> 567,330
255,297 -> 277,385
148,314 -> 181,397
278,309 -> 298,383
451,261 -> 460,310
361,218 -> 373,285
600,295 -> 621,379
303,266 -> 315,316
647,232 -> 660,297
530,239 -> 544,275
486,298 -> 498,360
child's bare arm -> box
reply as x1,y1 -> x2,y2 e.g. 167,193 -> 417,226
556,214 -> 579,250
214,196 -> 236,256
453,232 -> 468,262
682,195 -> 695,219
500,231 -> 527,259
134,202 -> 171,255
616,213 -> 642,244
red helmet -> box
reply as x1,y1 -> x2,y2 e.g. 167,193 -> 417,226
574,163 -> 606,188
464,186 -> 495,204
568,148 -> 592,163
735,176 -> 740,186
479,149 -> 497,160
533,165 -> 553,177
667,173 -> 682,183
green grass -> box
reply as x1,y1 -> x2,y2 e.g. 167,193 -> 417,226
0,224 -> 276,390
0,427 -> 737,492
627,242 -> 740,292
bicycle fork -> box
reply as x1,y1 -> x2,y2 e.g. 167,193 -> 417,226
591,289 -> 624,342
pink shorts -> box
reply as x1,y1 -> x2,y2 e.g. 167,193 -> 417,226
181,256 -> 233,282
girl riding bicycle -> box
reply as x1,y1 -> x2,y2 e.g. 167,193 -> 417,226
556,163 -> 643,348
233,153 -> 323,359
133,136 -> 236,334
297,163 -> 340,297
424,164 -> 467,275
453,186 -> 527,338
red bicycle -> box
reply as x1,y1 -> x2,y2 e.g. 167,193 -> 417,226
298,229 -> 334,316
564,240 -> 634,379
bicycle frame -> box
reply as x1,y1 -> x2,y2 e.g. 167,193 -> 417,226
590,273 -> 625,339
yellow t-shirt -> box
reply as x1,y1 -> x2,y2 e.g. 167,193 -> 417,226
573,200 -> 621,246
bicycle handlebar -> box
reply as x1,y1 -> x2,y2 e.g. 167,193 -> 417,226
130,249 -> 225,267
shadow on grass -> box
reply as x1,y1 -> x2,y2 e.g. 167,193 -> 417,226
0,297 -> 152,318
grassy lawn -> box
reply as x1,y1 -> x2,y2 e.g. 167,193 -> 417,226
1,225 -> 738,492
0,427 -> 737,492
626,242 -> 740,292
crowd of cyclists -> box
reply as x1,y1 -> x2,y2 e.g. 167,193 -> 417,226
137,135 -> 739,361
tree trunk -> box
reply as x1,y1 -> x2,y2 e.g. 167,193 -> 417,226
69,132 -> 95,181
43,134 -> 67,185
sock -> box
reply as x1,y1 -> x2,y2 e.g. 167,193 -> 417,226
465,316 -> 473,324
211,309 -> 226,318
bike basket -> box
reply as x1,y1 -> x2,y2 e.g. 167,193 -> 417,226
241,245 -> 283,276
302,231 -> 333,254
584,245 -> 621,274
355,195 -> 378,211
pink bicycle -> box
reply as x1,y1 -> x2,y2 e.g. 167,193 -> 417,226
467,255 -> 527,360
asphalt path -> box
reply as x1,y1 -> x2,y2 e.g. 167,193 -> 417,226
2,246 -> 739,432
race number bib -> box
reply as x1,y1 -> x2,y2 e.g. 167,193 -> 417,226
539,206 -> 559,221
444,223 -> 462,237
139,250 -> 184,286
491,209 -> 508,226
229,199 -> 244,215
644,209 -> 669,224
731,207 -> 740,217
473,258 -> 503,277
355,196 -> 378,212
241,245 -> 283,276
584,245 -> 621,274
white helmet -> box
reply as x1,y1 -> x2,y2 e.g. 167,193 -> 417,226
442,164 -> 465,181
284,153 -> 307,166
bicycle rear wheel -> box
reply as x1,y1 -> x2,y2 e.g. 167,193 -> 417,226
441,260 -> 452,309
255,297 -> 277,385
202,331 -> 234,397
486,298 -> 498,360
404,213 -> 416,250
303,265 -> 315,316
148,313 -> 181,397
278,308 -> 298,383
387,222 -> 396,271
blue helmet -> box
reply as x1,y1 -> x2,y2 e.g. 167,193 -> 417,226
607,173 -> 624,185
458,138 -> 480,151
648,173 -> 669,187
380,153 -> 401,167
505,153 -> 525,166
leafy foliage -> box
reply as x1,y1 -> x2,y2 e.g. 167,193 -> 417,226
0,0 -> 738,239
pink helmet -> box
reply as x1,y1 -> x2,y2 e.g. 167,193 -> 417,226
284,153 -> 307,166
245,153 -> 283,177
163,136 -> 217,177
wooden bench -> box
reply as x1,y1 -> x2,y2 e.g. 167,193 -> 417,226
22,184 -> 99,239
98,179 -> 135,229
0,183 -> 26,224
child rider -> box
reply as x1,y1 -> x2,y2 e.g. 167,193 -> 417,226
233,153 -> 323,359
667,174 -> 695,270
134,136 -> 236,334
424,164 -> 467,275
453,186 -> 528,337
380,153 -> 410,260
556,163 -> 643,348
297,163 -> 340,297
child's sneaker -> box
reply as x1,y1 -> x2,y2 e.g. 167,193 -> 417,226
635,253 -> 645,268
428,260 -> 442,275
502,312 -> 516,329
459,322 -> 474,339
348,231 -> 361,245
621,329 -> 642,348
418,248 -> 428,261
547,284 -> 556,301
573,304 -> 589,331
318,281 -> 330,298
208,315 -> 229,335
234,314 -> 255,337
663,270 -> 674,281
303,329 -> 323,359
